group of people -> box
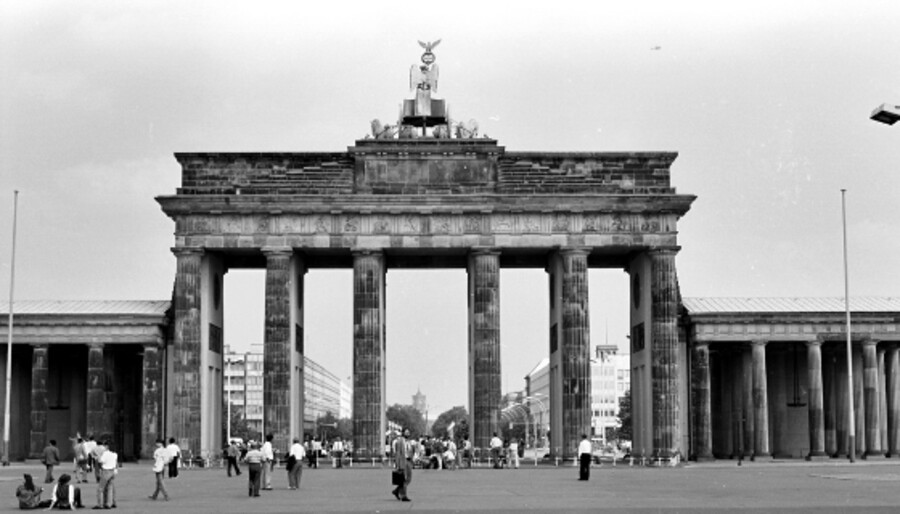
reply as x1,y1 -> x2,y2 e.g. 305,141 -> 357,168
488,433 -> 525,469
19,434 -> 123,510
235,433 -> 308,497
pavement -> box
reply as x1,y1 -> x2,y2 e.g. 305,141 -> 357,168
2,459 -> 899,513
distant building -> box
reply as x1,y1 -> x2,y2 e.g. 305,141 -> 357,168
412,387 -> 426,415
524,357 -> 550,446
224,345 -> 349,437
591,345 -> 630,443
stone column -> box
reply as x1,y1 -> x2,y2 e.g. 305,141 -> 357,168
468,249 -> 501,452
824,346 -> 837,456
560,248 -> 590,459
86,343 -> 106,439
751,340 -> 770,459
862,339 -> 882,458
353,250 -> 385,459
692,341 -> 714,461
171,248 -> 203,454
887,345 -> 899,457
29,345 -> 48,458
806,339 -> 826,459
742,347 -> 754,458
834,349 -> 848,457
650,248 -> 680,460
141,343 -> 163,459
731,350 -> 744,458
878,347 -> 888,455
263,248 -> 293,452
853,346 -> 865,457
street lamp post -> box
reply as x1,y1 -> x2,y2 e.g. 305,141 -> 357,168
841,189 -> 856,463
3,191 -> 20,466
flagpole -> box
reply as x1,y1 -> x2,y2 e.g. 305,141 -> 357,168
841,189 -> 855,463
3,190 -> 19,466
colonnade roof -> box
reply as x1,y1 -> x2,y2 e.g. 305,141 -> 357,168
0,300 -> 170,316
682,297 -> 900,314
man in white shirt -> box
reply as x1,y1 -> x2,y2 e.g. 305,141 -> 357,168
96,442 -> 118,509
490,432 -> 503,469
578,434 -> 592,481
89,440 -> 106,484
148,439 -> 170,501
82,437 -> 96,474
287,438 -> 305,490
331,437 -> 344,468
165,438 -> 181,478
261,433 -> 274,490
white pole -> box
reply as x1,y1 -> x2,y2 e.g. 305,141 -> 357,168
841,189 -> 855,463
3,190 -> 19,466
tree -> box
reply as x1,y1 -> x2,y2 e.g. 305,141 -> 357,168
613,389 -> 632,442
228,406 -> 258,443
386,404 -> 426,438
430,406 -> 469,440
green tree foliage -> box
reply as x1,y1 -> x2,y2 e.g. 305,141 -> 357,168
430,406 -> 469,440
386,404 -> 426,438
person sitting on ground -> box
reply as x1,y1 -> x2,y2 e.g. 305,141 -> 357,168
15,474 -> 51,510
46,474 -> 84,510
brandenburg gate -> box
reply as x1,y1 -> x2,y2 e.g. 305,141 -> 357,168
156,43 -> 695,461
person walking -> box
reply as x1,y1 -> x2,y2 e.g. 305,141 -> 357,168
391,428 -> 412,502
462,436 -> 472,468
287,437 -> 305,490
261,433 -> 274,490
42,440 -> 61,484
94,441 -> 117,509
578,434 -> 592,481
73,438 -> 89,484
165,438 -> 181,479
242,442 -> 264,497
82,436 -> 97,476
508,438 -> 519,469
148,439 -> 170,501
489,432 -> 503,469
89,440 -> 106,483
225,441 -> 241,477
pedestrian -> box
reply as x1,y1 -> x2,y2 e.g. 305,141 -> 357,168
73,437 -> 89,484
242,441 -> 264,497
225,441 -> 241,477
47,473 -> 84,510
89,439 -> 106,483
165,438 -> 181,479
82,436 -> 97,475
41,440 -> 61,484
462,436 -> 472,468
148,438 -> 170,501
332,436 -> 344,468
578,434 -> 592,481
287,437 -> 305,490
94,441 -> 117,509
16,473 -> 51,510
508,438 -> 519,469
489,432 -> 503,469
311,437 -> 321,468
391,428 -> 412,502
261,433 -> 274,490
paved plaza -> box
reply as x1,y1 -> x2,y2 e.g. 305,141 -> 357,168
2,459 -> 899,513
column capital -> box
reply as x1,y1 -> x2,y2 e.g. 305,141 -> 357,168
862,338 -> 880,348
142,342 -> 162,351
558,246 -> 590,257
87,342 -> 104,350
171,247 -> 203,257
261,246 -> 293,257
807,339 -> 824,348
693,340 -> 710,349
29,343 -> 48,350
351,248 -> 384,258
750,339 -> 768,347
470,246 -> 501,257
648,246 -> 681,257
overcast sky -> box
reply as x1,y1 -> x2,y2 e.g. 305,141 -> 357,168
2,1 -> 899,416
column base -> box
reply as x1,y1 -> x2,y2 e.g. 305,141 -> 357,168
751,454 -> 772,462
806,453 -> 830,462
863,452 -> 886,460
695,455 -> 716,463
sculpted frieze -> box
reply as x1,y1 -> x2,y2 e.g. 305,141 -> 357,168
179,212 -> 676,238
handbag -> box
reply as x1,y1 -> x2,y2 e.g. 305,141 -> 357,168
391,468 -> 405,486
